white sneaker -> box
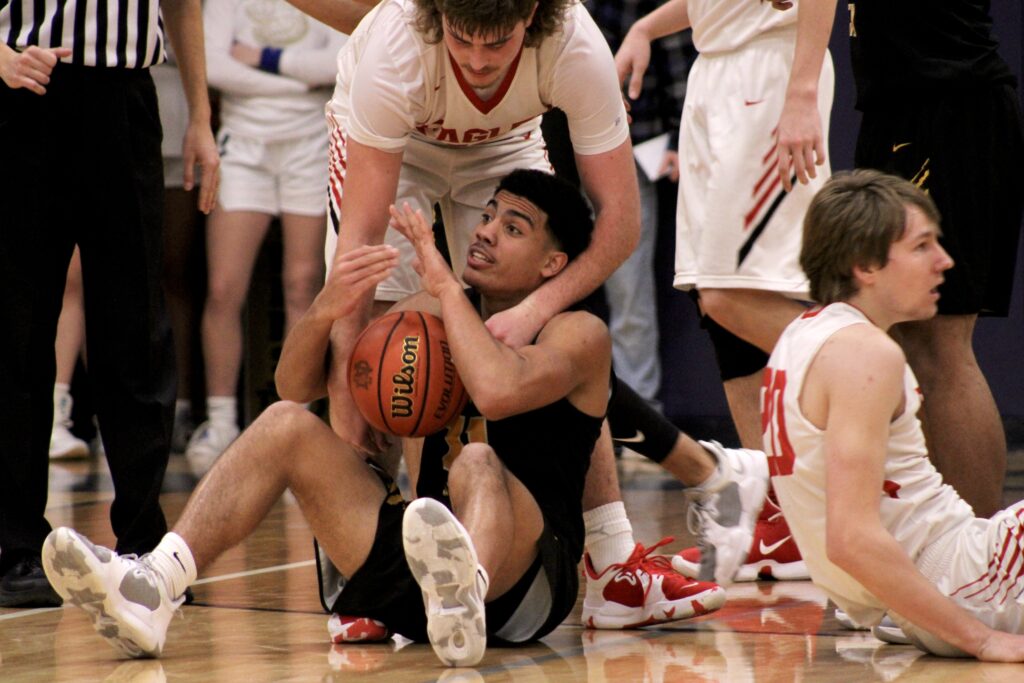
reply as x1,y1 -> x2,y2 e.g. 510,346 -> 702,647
678,441 -> 769,586
402,498 -> 487,667
50,392 -> 90,460
835,608 -> 870,631
184,420 -> 239,475
872,615 -> 911,645
41,527 -> 183,658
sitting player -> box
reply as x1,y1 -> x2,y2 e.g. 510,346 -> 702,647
41,170 -> 724,667
763,169 -> 1024,661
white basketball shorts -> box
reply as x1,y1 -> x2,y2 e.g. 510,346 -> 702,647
674,31 -> 834,297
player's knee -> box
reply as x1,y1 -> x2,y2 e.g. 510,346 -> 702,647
704,315 -> 769,382
261,400 -> 319,439
698,288 -> 742,328
449,444 -> 502,488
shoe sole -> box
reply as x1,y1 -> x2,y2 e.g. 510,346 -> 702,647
582,583 -> 727,629
42,528 -> 160,658
734,559 -> 809,582
402,499 -> 486,667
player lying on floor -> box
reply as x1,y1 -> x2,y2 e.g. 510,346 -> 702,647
763,169 -> 1024,661
41,169 -> 727,667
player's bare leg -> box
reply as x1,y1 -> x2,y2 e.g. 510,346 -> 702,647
893,314 -> 1006,517
722,371 -> 764,450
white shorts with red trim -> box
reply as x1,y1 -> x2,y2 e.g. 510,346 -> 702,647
673,31 -> 834,297
904,500 -> 1024,654
217,127 -> 328,217
325,114 -> 551,301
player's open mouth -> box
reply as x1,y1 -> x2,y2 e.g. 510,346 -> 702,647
468,246 -> 494,265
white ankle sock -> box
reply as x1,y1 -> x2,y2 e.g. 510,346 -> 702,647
206,396 -> 237,428
583,502 -> 636,573
147,532 -> 198,599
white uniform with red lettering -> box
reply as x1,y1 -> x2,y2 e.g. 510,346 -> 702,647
674,0 -> 833,296
763,302 -> 1024,652
325,0 -> 628,299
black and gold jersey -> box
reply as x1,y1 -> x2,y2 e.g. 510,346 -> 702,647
849,0 -> 1015,110
418,396 -> 602,564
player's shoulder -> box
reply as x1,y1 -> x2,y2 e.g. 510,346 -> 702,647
537,310 -> 610,353
818,322 -> 905,379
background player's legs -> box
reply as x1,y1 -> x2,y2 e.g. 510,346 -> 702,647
189,209 -> 274,470
280,213 -> 327,335
50,247 -> 90,459
699,288 -> 805,356
175,402 -> 383,576
893,315 -> 1005,517
445,443 -> 544,599
700,288 -> 804,449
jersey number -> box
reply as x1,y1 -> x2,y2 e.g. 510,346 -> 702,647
761,368 -> 796,476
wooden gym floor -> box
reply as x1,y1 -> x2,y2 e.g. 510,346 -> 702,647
3,448 -> 1024,682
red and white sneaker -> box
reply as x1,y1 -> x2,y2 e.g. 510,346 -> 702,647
582,538 -> 726,629
674,490 -> 809,582
327,614 -> 392,643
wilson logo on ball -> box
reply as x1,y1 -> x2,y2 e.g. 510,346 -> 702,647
348,311 -> 467,437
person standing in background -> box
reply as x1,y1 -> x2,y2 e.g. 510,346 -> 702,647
185,0 -> 346,473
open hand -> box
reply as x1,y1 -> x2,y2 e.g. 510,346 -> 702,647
388,202 -> 460,298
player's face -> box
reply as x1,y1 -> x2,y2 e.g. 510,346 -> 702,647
463,191 -> 560,295
872,205 -> 953,323
442,17 -> 532,91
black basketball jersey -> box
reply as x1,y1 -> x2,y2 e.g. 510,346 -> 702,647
849,0 -> 1015,110
418,382 -> 603,564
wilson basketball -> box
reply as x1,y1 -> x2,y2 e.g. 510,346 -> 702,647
348,311 -> 468,437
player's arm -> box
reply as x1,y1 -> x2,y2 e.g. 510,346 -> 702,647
276,244 -> 398,402
818,328 -> 1024,661
284,0 -> 375,35
161,0 -> 220,214
776,0 -> 837,191
321,140 -> 404,445
203,0 -> 309,96
389,203 -> 611,420
485,139 -> 640,349
615,0 -> 690,100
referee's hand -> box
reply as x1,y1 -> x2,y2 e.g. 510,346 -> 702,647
0,44 -> 72,96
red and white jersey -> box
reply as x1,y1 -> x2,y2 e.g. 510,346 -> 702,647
328,0 -> 627,154
762,303 -> 975,626
688,0 -> 796,54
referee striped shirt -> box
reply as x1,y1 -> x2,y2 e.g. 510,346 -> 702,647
1,0 -> 165,68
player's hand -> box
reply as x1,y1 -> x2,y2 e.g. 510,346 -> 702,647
318,244 -> 398,321
326,361 -> 376,453
974,631 -> 1024,662
615,27 -> 652,101
182,120 -> 220,213
388,202 -> 460,298
230,41 -> 261,67
659,150 -> 680,182
484,298 -> 546,349
0,45 -> 71,95
775,92 -> 825,192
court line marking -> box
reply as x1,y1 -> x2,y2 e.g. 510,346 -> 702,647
0,559 -> 316,621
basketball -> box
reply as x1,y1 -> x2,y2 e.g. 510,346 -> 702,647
348,311 -> 468,437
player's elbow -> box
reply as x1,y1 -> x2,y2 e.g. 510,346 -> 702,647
468,387 -> 519,422
825,523 -> 870,572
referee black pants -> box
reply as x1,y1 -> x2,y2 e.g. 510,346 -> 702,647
0,64 -> 173,569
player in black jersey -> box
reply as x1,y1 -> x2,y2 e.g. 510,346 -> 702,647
776,0 -> 1023,519
40,169 -> 723,668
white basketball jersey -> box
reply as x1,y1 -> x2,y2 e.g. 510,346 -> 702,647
328,0 -> 627,155
762,303 -> 975,626
687,0 -> 796,54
